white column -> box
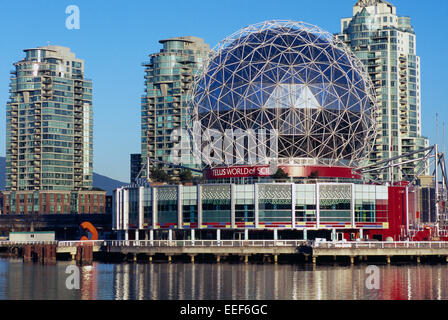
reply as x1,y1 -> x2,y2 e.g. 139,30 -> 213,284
351,183 -> 355,228
303,229 -> 307,241
139,187 -> 144,230
217,229 -> 221,241
360,228 -> 364,240
150,230 -> 154,241
178,185 -> 183,229
135,230 -> 139,241
332,229 -> 336,242
254,184 -> 259,229
113,189 -> 119,230
197,185 -> 202,229
152,187 -> 158,230
273,229 -> 278,240
244,229 -> 249,240
125,230 -> 129,241
123,189 -> 129,232
291,183 -> 296,229
168,229 -> 173,241
316,184 -> 320,228
231,184 -> 236,229
191,229 -> 195,241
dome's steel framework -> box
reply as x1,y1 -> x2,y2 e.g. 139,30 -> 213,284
190,20 -> 377,169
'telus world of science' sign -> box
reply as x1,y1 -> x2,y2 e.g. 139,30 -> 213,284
204,166 -> 272,179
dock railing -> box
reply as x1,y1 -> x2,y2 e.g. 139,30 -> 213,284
3,240 -> 448,249
106,240 -> 309,247
313,241 -> 448,249
0,241 -> 59,246
58,240 -> 106,247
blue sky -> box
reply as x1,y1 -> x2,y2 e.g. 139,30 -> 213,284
0,0 -> 446,182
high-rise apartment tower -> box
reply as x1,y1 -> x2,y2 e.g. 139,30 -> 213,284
6,45 -> 93,191
141,37 -> 210,180
3,46 -> 104,215
338,0 -> 429,182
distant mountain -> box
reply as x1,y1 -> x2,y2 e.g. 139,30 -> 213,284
0,156 -> 126,195
92,172 -> 127,195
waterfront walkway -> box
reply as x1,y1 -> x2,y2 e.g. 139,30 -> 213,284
2,240 -> 448,264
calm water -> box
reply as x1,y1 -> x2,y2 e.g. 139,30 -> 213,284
0,258 -> 447,300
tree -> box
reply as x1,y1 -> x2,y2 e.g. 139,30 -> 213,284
271,168 -> 289,180
179,169 -> 193,183
150,168 -> 170,183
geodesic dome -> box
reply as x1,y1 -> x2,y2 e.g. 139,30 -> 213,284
190,20 -> 377,168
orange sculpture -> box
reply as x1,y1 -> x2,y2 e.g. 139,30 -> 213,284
80,222 -> 98,241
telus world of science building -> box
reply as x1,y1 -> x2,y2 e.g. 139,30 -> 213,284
114,21 -> 411,242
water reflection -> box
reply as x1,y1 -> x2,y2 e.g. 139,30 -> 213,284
0,259 -> 447,300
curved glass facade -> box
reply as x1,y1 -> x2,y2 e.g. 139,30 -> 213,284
114,183 -> 389,232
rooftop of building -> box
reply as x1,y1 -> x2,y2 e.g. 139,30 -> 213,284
354,0 -> 396,15
355,0 -> 394,8
158,36 -> 206,45
22,45 -> 82,63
